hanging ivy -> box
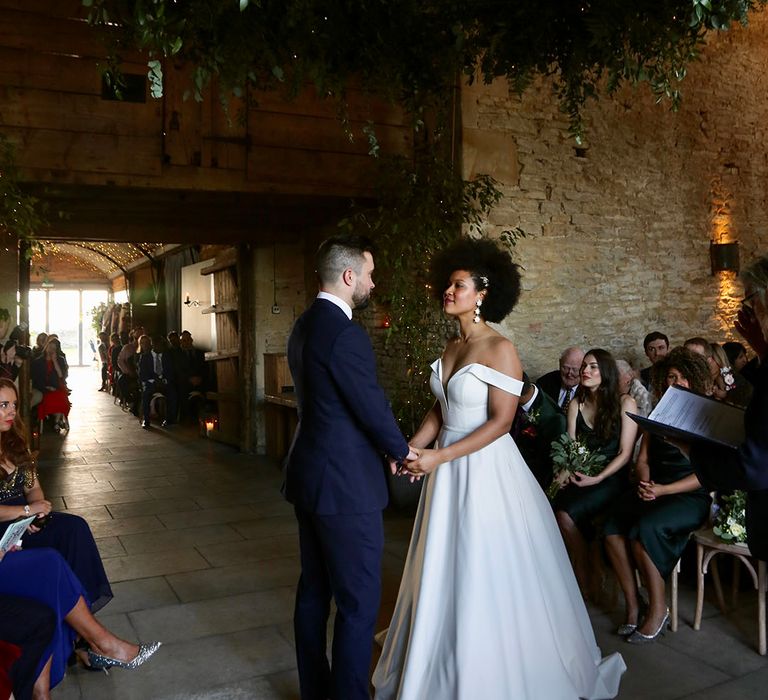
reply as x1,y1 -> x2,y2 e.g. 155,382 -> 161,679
84,0 -> 767,140
0,135 -> 47,257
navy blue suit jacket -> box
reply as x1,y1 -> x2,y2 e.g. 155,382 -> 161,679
284,298 -> 409,515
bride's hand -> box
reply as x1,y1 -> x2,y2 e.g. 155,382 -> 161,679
405,449 -> 441,478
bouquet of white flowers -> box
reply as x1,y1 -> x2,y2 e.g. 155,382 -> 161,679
713,490 -> 747,543
547,434 -> 607,499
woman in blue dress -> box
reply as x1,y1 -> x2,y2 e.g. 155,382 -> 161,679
0,378 -> 112,612
0,547 -> 160,699
553,348 -> 638,594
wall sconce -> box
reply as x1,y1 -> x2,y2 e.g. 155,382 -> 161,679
184,293 -> 201,307
710,241 -> 740,275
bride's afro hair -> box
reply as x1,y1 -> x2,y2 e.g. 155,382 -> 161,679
429,237 -> 522,323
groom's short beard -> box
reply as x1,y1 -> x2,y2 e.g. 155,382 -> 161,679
352,292 -> 370,310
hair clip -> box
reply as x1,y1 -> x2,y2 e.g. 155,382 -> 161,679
479,275 -> 490,288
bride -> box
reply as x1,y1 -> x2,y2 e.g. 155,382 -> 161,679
372,237 -> 625,699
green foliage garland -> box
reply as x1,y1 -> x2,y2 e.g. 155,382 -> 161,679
84,1 -> 767,139
0,135 -> 47,255
339,148 -> 525,432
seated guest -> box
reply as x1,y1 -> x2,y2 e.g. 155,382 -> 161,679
711,342 -> 752,407
107,333 -> 122,395
0,341 -> 23,382
723,340 -> 748,373
178,330 -> 208,419
152,335 -> 178,427
30,339 -> 70,432
0,593 -> 54,700
684,336 -> 719,396
604,347 -> 712,643
639,331 -> 669,389
683,256 -> 768,563
510,373 -> 566,490
0,547 -> 160,698
553,348 -> 638,593
537,346 -> 584,413
30,333 -> 48,362
0,379 -> 112,612
616,359 -> 653,417
116,331 -> 139,415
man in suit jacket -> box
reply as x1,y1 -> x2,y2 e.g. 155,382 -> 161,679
285,235 -> 413,700
511,375 -> 566,490
537,346 -> 584,412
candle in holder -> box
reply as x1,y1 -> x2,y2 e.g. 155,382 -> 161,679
205,418 -> 215,434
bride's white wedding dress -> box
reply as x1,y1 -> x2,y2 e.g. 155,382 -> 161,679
372,360 -> 625,699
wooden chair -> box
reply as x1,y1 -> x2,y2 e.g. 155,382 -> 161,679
693,528 -> 767,655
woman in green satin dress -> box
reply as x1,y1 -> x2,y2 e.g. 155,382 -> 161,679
554,348 -> 638,594
604,347 -> 712,644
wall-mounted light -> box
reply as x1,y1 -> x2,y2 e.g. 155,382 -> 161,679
183,292 -> 200,307
710,241 -> 740,275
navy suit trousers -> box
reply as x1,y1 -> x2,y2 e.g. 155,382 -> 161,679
294,508 -> 384,700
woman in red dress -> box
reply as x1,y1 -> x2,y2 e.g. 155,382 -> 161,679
31,339 -> 70,432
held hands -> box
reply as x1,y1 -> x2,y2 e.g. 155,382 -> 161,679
388,448 -> 420,476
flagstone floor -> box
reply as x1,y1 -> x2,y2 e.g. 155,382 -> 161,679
42,367 -> 767,699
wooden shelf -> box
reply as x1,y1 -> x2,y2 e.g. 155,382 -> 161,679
206,391 -> 238,402
202,302 -> 238,315
201,250 -> 237,275
204,349 -> 239,361
265,392 -> 298,409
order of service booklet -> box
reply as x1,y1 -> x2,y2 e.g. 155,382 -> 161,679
627,384 -> 745,450
0,515 -> 37,552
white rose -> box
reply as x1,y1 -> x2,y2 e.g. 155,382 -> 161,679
731,523 -> 746,539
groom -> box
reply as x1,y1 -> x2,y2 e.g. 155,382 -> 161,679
285,234 -> 413,700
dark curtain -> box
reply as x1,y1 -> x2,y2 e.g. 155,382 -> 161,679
164,247 -> 199,334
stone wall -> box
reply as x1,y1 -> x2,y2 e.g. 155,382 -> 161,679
462,11 -> 768,377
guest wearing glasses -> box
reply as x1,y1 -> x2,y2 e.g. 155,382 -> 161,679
674,257 -> 768,563
537,346 -> 585,413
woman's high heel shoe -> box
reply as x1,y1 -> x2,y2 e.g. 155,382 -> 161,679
626,610 -> 669,644
87,642 -> 161,673
616,598 -> 647,636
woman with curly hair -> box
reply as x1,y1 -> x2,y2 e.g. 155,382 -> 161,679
603,347 -> 712,644
0,378 -> 112,612
553,348 -> 638,594
373,237 -> 624,699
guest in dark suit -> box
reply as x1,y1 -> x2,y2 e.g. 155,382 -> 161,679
511,374 -> 566,490
678,255 -> 768,562
639,331 -> 669,389
285,235 -> 413,700
537,346 -> 584,412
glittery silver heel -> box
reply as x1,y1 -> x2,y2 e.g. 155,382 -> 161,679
626,610 -> 669,644
87,642 -> 161,672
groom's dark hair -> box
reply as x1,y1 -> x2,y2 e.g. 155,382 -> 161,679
315,234 -> 375,285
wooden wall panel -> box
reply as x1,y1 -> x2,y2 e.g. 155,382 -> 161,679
5,127 -> 162,176
247,147 -> 376,191
0,4 -> 414,197
0,86 -> 161,136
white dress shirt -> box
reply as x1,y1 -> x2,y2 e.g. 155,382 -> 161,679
317,291 -> 352,320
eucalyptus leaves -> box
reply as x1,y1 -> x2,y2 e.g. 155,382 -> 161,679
547,434 -> 607,499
